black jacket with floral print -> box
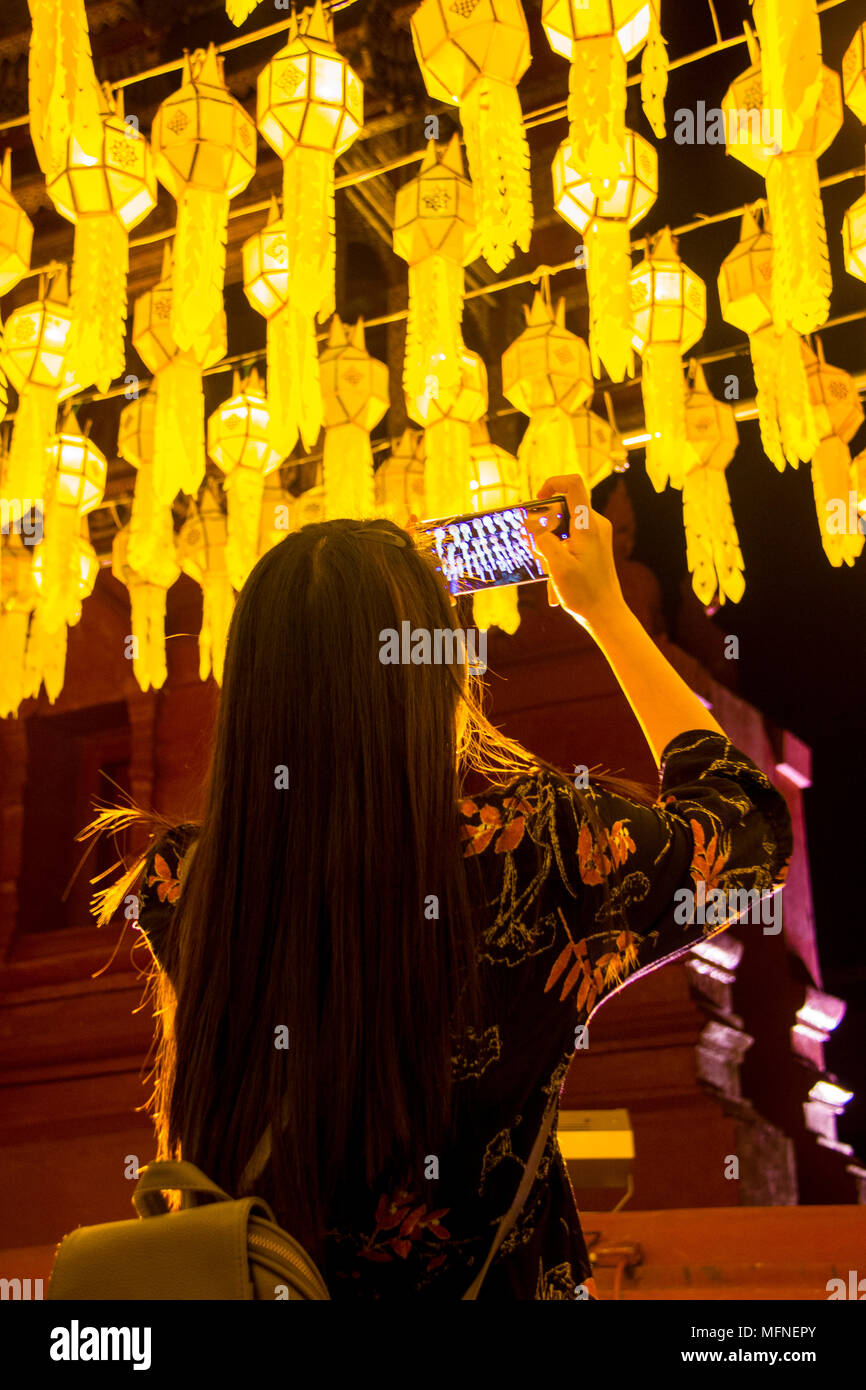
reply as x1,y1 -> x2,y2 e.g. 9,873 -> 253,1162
134,729 -> 793,1300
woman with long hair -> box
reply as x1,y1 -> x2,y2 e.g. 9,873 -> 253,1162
85,472 -> 792,1300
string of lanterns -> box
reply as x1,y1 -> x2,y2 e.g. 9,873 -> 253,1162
0,0 -> 864,719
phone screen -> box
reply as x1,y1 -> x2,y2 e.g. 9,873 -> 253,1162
416,496 -> 569,596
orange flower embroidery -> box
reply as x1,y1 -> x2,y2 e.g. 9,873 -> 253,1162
147,852 -> 181,905
460,796 -> 533,856
577,819 -> 635,883
689,819 -> 729,891
363,1189 -> 451,1263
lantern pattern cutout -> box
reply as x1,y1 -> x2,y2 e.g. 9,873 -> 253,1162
394,135 -> 480,419
718,208 -> 819,471
374,429 -> 427,526
152,45 -> 256,352
112,522 -> 180,693
630,228 -> 707,493
411,0 -> 533,273
679,362 -> 745,607
722,57 -> 842,337
207,368 -> 282,591
257,1 -> 363,421
320,317 -> 389,520
47,84 -> 157,393
553,127 -> 657,382
542,0 -> 668,199
27,0 -> 103,184
413,348 -> 488,519
257,467 -> 293,560
27,515 -> 98,705
177,480 -> 235,686
34,416 -> 107,636
802,340 -> 865,568
0,531 -> 38,718
132,243 -> 227,505
750,0 -> 824,154
0,150 -> 34,295
502,291 -> 593,496
1,268 -> 78,505
469,419 -> 529,635
243,196 -> 321,458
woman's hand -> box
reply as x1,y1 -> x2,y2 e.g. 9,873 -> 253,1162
526,474 -> 626,635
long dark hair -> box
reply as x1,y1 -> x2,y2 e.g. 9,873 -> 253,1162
82,516 -> 653,1264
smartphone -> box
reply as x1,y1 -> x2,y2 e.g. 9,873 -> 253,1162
416,495 -> 569,597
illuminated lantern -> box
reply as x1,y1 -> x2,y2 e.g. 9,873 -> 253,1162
394,135 -> 480,417
320,317 -> 389,519
207,368 -> 282,590
0,531 -> 38,718
243,195 -> 320,457
257,0 -> 363,419
803,340 -> 865,567
132,243 -> 227,505
35,416 -> 107,634
28,515 -> 98,704
842,22 -> 866,121
542,0 -> 667,197
257,467 -> 292,560
176,479 -> 235,685
501,291 -> 593,495
552,127 -> 656,381
630,227 -> 706,492
722,59 -> 842,336
1,269 -> 77,503
414,348 -> 487,517
750,0 -> 823,154
152,45 -> 256,352
680,362 -> 745,607
0,149 -> 34,295
468,418 -> 529,635
843,190 -> 866,282
374,429 -> 427,525
570,405 -> 628,489
112,522 -> 180,693
411,0 -> 533,273
47,85 -> 157,393
26,0 -> 102,183
718,208 -> 818,470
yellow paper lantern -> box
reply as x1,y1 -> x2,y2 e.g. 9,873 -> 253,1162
112,522 -> 180,693
152,45 -> 256,352
570,406 -> 628,490
630,227 -> 706,492
47,84 -> 157,392
552,127 -> 657,381
468,418 -> 529,635
717,207 -> 819,470
502,291 -> 593,495
842,189 -> 866,283
0,531 -> 38,718
176,479 -> 235,686
542,0 -> 667,196
411,0 -> 533,273
35,419 -> 107,635
27,0 -> 103,184
374,429 -> 427,526
242,196 -> 321,456
394,136 -> 481,417
320,317 -> 389,519
132,243 -> 227,504
680,361 -> 745,607
27,516 -> 98,705
0,149 -> 34,295
803,340 -> 865,568
841,21 -> 866,123
1,269 -> 78,504
414,347 -> 488,517
207,367 -> 282,590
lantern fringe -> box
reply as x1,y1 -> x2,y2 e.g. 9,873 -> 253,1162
224,467 -> 266,590
751,0 -> 823,154
517,409 -> 582,498
171,188 -> 228,352
226,0 -> 261,27
283,148 -> 335,322
682,466 -> 746,607
461,77 -> 532,274
4,386 -> 57,501
27,0 -> 102,182
69,215 -> 128,393
25,606 -> 68,704
37,501 -> 80,633
473,585 -> 521,636
0,611 -> 30,717
642,343 -> 688,492
405,258 -> 464,413
424,419 -> 474,518
129,582 -> 169,691
323,423 -> 375,520
776,326 -> 821,466
266,308 -> 300,459
641,9 -> 668,139
296,305 -> 323,450
767,156 -> 831,337
586,219 -> 634,382
154,358 -> 206,503
129,460 -> 166,575
812,435 -> 864,567
200,577 -> 234,686
567,38 -> 626,199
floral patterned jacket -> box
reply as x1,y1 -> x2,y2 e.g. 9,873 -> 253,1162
135,730 -> 793,1300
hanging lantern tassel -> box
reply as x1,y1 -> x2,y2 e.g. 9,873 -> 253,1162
406,256 -> 464,411
460,77 -> 532,274
766,156 -> 832,337
681,362 -> 745,607
803,340 -> 865,567
641,343 -> 690,493
226,0 -> 261,28
586,218 -> 635,382
207,369 -> 281,590
27,0 -> 103,182
640,1 -> 668,138
112,525 -> 179,692
565,39 -> 626,200
155,358 -> 209,501
0,534 -> 37,719
24,609 -> 68,705
320,318 -> 389,520
469,419 -> 527,636
415,350 -> 488,519
177,481 -> 235,685
2,269 -> 75,502
5,388 -> 59,501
